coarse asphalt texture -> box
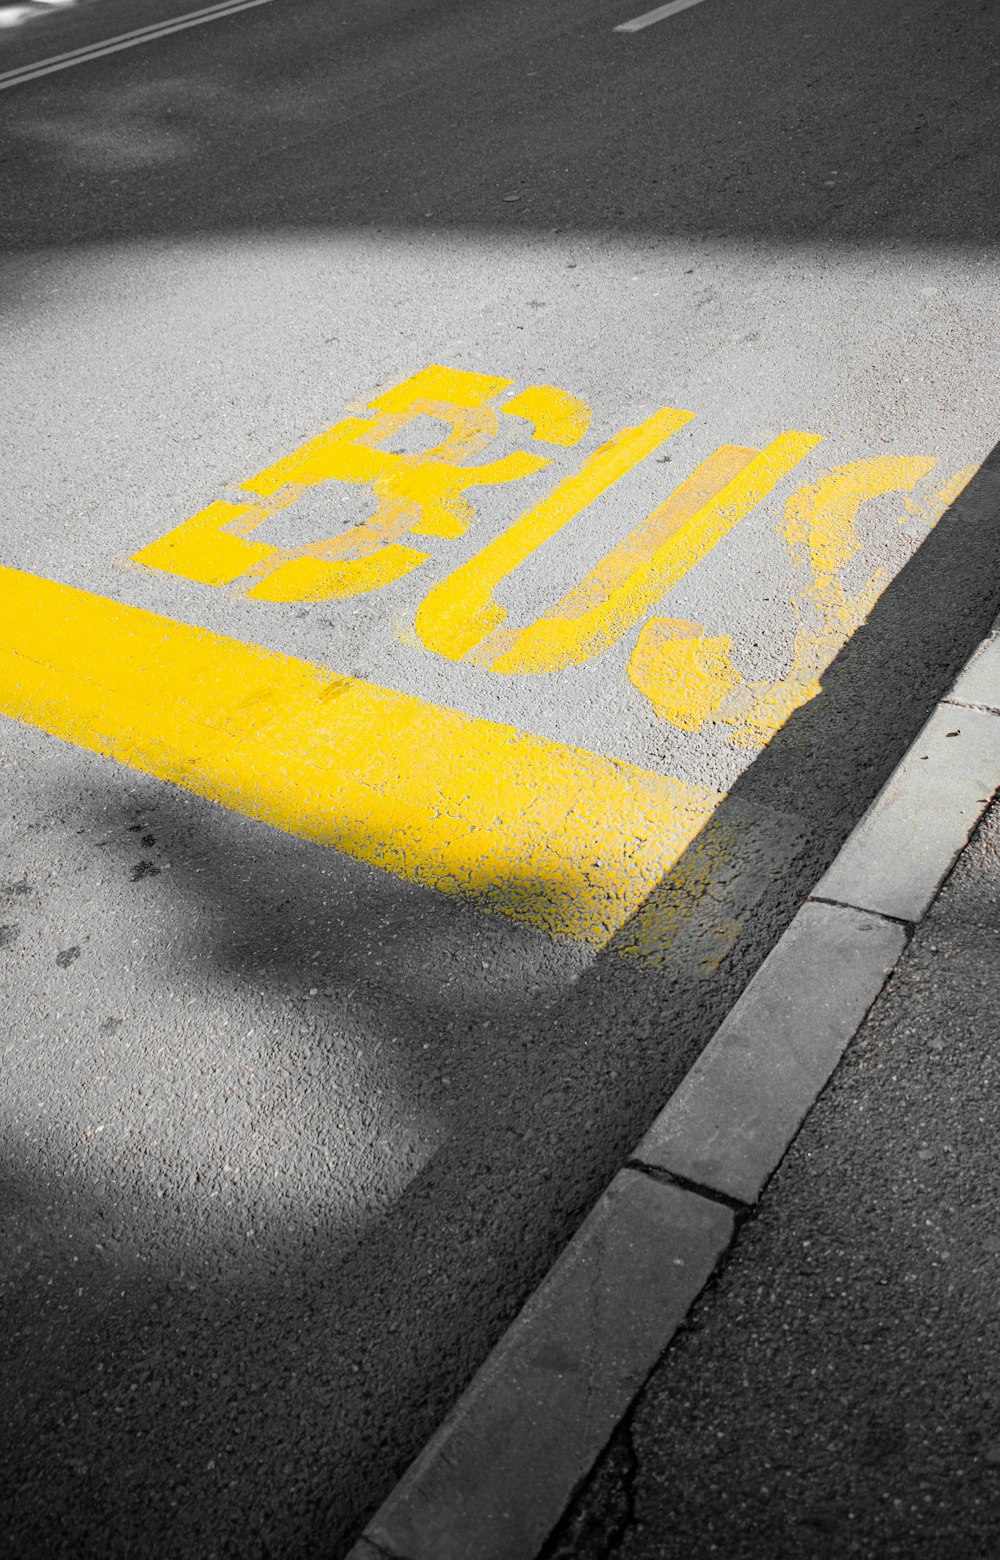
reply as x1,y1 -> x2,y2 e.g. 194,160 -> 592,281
2,0 -> 1000,1555
548,800 -> 1000,1559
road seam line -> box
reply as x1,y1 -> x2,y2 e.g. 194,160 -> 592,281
807,893 -> 915,930
623,1160 -> 749,1215
944,695 -> 1000,712
347,1538 -> 398,1560
345,632 -> 1000,1560
0,0 -> 277,91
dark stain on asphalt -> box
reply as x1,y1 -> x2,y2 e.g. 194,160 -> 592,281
131,861 -> 161,882
0,924 -> 20,948
55,945 -> 81,968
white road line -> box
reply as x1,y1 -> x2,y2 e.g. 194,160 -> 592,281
0,0 -> 277,90
614,0 -> 709,33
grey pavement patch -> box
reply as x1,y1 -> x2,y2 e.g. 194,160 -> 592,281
631,901 -> 906,1205
944,627 -> 1000,713
549,857 -> 1000,1559
345,665 -> 1000,1559
354,1171 -> 733,1560
344,640 -> 1000,1559
6,5 -> 1000,1554
812,700 -> 1000,924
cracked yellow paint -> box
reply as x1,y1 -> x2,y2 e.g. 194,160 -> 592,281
0,565 -> 720,947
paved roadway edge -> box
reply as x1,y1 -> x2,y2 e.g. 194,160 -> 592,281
344,614 -> 1000,1560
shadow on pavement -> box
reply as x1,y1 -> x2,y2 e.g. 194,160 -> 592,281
2,0 -> 1000,1551
2,440 -> 1000,1557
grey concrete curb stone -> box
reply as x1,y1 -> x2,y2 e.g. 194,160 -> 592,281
347,1541 -> 391,1560
352,1172 -> 732,1560
346,634 -> 1000,1560
945,626 -> 1000,713
632,901 -> 906,1205
812,701 -> 1000,924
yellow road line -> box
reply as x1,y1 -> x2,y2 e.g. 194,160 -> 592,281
0,567 -> 720,946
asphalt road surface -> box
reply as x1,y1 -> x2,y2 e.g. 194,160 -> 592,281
548,791 -> 1000,1560
1,0 -> 999,1554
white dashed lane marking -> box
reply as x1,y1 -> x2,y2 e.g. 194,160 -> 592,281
614,0 -> 711,35
0,0 -> 276,91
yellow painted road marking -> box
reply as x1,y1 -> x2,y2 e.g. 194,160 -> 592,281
475,432 -> 820,674
629,454 -> 940,744
133,366 -> 554,603
501,385 -> 592,447
131,367 -> 820,687
415,408 -> 694,662
614,0 -> 710,35
0,566 -> 720,946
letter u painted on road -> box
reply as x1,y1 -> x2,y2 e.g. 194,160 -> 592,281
415,429 -> 819,672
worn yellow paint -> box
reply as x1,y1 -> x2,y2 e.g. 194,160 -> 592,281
480,433 -> 818,673
476,446 -> 753,673
132,366 -> 553,603
500,384 -> 592,446
783,456 -> 936,580
414,407 -> 694,661
0,565 -> 721,946
628,620 -> 742,730
725,455 -> 937,745
612,812 -> 755,973
902,464 -> 975,527
632,455 -> 938,746
369,364 -> 512,417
